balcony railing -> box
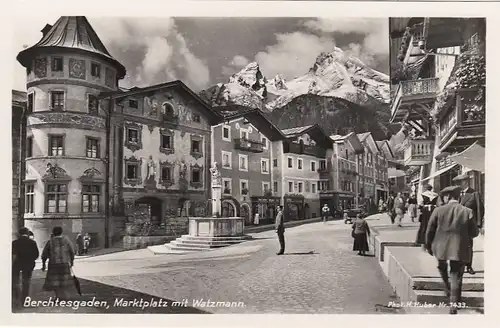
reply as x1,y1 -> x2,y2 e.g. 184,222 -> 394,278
404,139 -> 434,166
391,78 -> 439,120
439,88 -> 485,149
437,156 -> 454,171
284,142 -> 326,158
234,137 -> 264,153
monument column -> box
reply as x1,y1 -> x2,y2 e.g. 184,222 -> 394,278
209,162 -> 222,217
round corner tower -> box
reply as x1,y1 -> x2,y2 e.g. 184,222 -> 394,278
16,16 -> 126,248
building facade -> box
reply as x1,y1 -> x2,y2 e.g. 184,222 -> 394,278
211,109 -> 284,225
12,91 -> 27,239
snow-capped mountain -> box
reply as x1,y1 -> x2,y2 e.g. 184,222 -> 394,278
200,47 -> 390,111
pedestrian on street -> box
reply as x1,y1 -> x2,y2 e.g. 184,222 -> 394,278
76,232 -> 84,256
407,193 -> 418,222
352,213 -> 370,256
83,233 -> 91,255
275,206 -> 285,255
393,192 -> 406,227
425,185 -> 479,315
321,204 -> 330,224
12,227 -> 39,308
386,194 -> 395,224
41,226 -> 75,300
416,184 -> 439,250
452,173 -> 484,275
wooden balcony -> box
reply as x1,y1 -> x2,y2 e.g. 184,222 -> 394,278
404,139 -> 434,166
390,78 -> 439,123
284,142 -> 326,158
403,25 -> 426,66
234,137 -> 264,153
439,88 -> 485,152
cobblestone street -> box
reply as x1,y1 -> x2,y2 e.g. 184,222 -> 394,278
17,221 -> 400,314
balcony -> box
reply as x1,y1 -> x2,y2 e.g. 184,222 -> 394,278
234,137 -> 264,153
439,88 -> 485,151
402,25 -> 426,66
390,78 -> 439,123
404,139 -> 434,166
284,142 -> 326,158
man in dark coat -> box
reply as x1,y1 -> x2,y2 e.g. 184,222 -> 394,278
386,194 -> 395,224
275,206 -> 285,255
12,227 -> 39,307
426,186 -> 479,314
453,173 -> 484,275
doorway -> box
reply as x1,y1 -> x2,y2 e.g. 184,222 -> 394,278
135,197 -> 163,225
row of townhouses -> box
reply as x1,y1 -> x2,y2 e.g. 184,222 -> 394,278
389,18 -> 485,197
11,16 -> 394,249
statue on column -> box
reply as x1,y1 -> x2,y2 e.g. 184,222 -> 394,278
209,162 -> 222,188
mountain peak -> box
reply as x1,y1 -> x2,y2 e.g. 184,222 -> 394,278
228,61 -> 267,98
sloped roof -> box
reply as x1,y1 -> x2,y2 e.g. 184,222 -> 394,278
223,109 -> 286,141
282,124 -> 332,149
357,132 -> 371,142
17,16 -> 126,79
281,125 -> 314,137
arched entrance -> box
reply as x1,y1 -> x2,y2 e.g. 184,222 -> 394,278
221,200 -> 237,217
240,203 -> 251,224
304,203 -> 311,220
178,198 -> 193,217
135,196 -> 163,225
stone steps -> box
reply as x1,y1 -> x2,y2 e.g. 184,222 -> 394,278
414,290 -> 484,308
413,277 -> 484,292
148,234 -> 251,254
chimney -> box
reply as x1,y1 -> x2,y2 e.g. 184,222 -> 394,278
41,24 -> 53,37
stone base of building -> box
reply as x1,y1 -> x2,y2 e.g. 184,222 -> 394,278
122,235 -> 176,250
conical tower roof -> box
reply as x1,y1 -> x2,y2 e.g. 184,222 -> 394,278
17,16 -> 126,79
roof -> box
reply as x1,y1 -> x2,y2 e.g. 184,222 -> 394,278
223,109 -> 286,141
357,132 -> 371,142
281,125 -> 314,137
99,80 -> 222,124
12,90 -> 27,108
17,16 -> 126,79
376,140 -> 395,159
282,124 -> 332,149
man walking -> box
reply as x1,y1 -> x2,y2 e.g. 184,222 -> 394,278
12,227 -> 39,308
387,194 -> 395,224
275,206 -> 285,255
425,186 -> 479,314
452,173 -> 484,275
393,192 -> 406,227
321,204 -> 330,224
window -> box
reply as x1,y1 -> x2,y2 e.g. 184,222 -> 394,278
240,129 -> 249,140
261,136 -> 268,149
239,154 -> 248,171
192,114 -> 201,123
91,63 -> 101,78
26,137 -> 33,158
222,151 -> 232,169
273,181 -> 278,193
129,99 -> 138,109
25,183 -> 34,214
311,183 -> 316,194
82,184 -> 100,213
298,182 -> 303,193
287,157 -> 293,168
191,167 -> 201,183
86,137 -> 99,158
240,180 -> 248,194
297,158 -> 303,170
262,182 -> 270,193
27,93 -> 34,113
51,57 -> 63,72
50,91 -> 64,110
45,183 -> 67,213
311,161 -> 316,172
261,158 -> 269,174
161,166 -> 172,182
222,126 -> 231,141
88,94 -> 99,114
288,181 -> 293,193
317,181 -> 321,191
273,159 -> 278,168
126,164 -> 138,179
223,178 -> 232,194
127,128 -> 139,143
49,135 -> 64,156
161,134 -> 172,149
191,139 -> 201,153
319,160 -> 326,171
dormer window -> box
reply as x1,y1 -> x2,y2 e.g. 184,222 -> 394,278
51,57 -> 63,72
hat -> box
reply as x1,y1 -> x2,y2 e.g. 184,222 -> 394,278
424,184 -> 433,191
18,227 -> 30,236
452,173 -> 470,182
440,185 -> 462,195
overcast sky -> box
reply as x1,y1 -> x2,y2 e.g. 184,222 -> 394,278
12,17 -> 389,92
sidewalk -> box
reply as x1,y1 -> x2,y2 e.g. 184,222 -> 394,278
244,216 -> 323,234
365,213 -> 484,314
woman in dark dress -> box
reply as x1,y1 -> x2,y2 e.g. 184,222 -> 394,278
352,213 -> 371,256
416,184 -> 439,249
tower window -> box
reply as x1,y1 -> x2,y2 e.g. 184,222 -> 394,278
88,94 -> 99,114
27,93 -> 34,113
50,91 -> 64,110
91,63 -> 101,78
51,57 -> 63,72
49,135 -> 64,156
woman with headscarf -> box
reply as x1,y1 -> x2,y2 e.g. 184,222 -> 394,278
416,184 -> 439,249
41,226 -> 75,299
352,213 -> 371,256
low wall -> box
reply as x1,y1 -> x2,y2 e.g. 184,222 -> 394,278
189,217 -> 245,237
123,235 -> 176,250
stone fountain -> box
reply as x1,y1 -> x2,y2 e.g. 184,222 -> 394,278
148,162 -> 251,254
